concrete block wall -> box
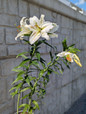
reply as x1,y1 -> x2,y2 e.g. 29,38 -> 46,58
0,0 -> 86,114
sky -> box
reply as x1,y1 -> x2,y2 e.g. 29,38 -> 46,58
69,0 -> 86,11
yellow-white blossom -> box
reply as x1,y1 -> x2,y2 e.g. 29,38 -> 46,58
15,17 -> 31,40
57,51 -> 82,67
28,14 -> 59,44
15,15 -> 59,44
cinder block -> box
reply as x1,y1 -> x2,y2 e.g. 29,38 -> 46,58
51,35 -> 60,46
47,91 -> 57,113
40,8 -> 52,21
77,76 -> 85,97
0,78 -> 7,104
0,0 -> 8,13
6,28 -> 19,44
0,100 -> 14,114
38,43 -> 47,54
9,15 -> 20,27
0,14 -> 9,26
8,0 -> 18,15
0,58 -> 22,76
81,37 -> 86,49
61,28 -> 69,35
7,44 -> 28,56
72,63 -> 82,80
41,94 -> 52,114
29,4 -> 40,17
0,28 -> 4,44
62,68 -> 72,86
73,21 -> 83,30
19,0 -> 28,17
56,89 -> 61,114
6,75 -> 15,100
61,84 -> 72,113
71,80 -> 78,104
69,19 -> 73,29
61,16 -> 70,28
0,45 -> 7,57
83,75 -> 86,91
0,14 -> 19,27
72,29 -> 81,47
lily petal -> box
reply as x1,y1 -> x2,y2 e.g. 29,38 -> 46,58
42,32 -> 50,40
29,31 -> 41,44
73,54 -> 82,67
42,22 -> 52,28
57,52 -> 70,57
29,16 -> 39,26
42,24 -> 53,33
20,17 -> 29,27
15,30 -> 31,40
49,23 -> 59,33
40,14 -> 45,26
48,33 -> 58,38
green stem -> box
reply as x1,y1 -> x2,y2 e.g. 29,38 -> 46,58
33,57 -> 59,95
27,44 -> 36,113
17,93 -> 20,114
28,98 -> 32,113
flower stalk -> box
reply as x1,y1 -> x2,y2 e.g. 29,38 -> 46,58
10,15 -> 82,114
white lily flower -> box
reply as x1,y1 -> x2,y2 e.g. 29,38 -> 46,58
28,14 -> 59,44
15,17 -> 31,40
57,51 -> 82,67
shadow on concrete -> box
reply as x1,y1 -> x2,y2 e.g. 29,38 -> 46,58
64,93 -> 86,114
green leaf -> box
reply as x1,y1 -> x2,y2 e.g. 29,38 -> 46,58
68,44 -> 75,48
21,94 -> 29,100
26,78 -> 33,88
36,39 -> 46,46
47,69 -> 52,75
52,70 -> 59,75
12,68 -> 23,73
29,76 -> 36,81
45,74 -> 49,82
54,65 -> 63,74
10,90 -> 18,97
47,61 -> 51,66
31,61 -> 39,66
36,52 -> 40,61
16,59 -> 30,68
59,69 -> 63,74
19,104 -> 29,108
49,51 -> 53,61
43,41 -> 54,49
29,109 -> 33,114
10,83 -> 22,92
68,47 -> 80,53
62,60 -> 70,69
40,57 -> 46,68
22,106 -> 28,114
20,87 -> 30,92
39,70 -> 45,77
9,86 -> 17,92
26,78 -> 30,85
17,71 -> 25,77
33,100 -> 39,110
16,52 -> 28,59
62,39 -> 68,51
12,76 -> 23,85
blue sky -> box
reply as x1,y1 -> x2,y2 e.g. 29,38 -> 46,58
70,0 -> 86,11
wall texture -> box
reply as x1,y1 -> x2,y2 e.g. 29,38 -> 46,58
0,0 -> 86,114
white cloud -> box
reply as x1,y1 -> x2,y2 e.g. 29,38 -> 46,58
76,0 -> 85,5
